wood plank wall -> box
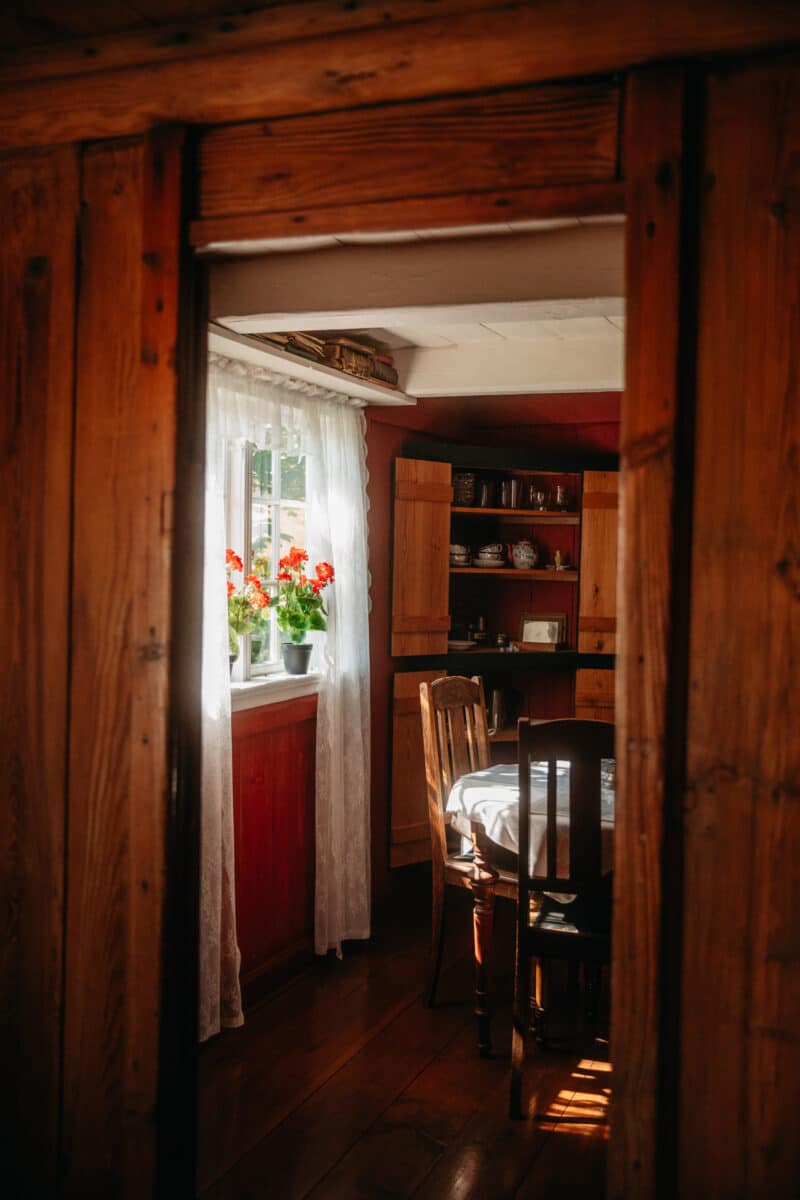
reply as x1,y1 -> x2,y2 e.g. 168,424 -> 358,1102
61,130 -> 183,1198
679,58 -> 800,1198
608,68 -> 687,1200
0,145 -> 79,1198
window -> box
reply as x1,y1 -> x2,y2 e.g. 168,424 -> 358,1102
225,440 -> 308,680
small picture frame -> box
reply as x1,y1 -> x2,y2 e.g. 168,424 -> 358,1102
517,612 -> 567,651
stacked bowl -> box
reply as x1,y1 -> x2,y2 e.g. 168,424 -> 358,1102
472,542 -> 506,568
450,543 -> 471,567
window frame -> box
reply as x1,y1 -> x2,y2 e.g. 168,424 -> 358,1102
225,438 -> 308,682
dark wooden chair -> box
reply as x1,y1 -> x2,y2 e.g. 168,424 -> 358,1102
510,717 -> 615,1119
419,675 -> 516,1007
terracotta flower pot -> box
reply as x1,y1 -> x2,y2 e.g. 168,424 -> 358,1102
281,641 -> 313,675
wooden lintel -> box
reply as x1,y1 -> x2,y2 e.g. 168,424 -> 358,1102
191,181 -> 627,249
2,2 -> 800,152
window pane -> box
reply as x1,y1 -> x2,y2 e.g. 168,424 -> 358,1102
280,504 -> 305,559
251,447 -> 273,498
251,500 -> 273,577
250,613 -> 273,666
281,454 -> 306,502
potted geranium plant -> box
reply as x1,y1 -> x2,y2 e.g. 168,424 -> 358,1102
226,548 -> 270,670
273,545 -> 335,675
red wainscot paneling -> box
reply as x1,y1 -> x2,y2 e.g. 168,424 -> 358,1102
232,695 -> 317,1004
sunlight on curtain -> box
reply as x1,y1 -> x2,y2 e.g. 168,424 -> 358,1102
199,355 -> 371,1038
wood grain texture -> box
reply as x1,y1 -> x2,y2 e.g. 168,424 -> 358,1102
0,145 -> 78,1197
574,668 -> 616,721
578,471 -> 619,654
679,58 -> 800,1199
391,458 -> 452,656
192,179 -> 625,247
2,0 -> 800,151
0,0 -> 499,80
608,68 -> 686,1200
390,670 -> 443,867
62,131 -> 182,1199
197,80 -> 620,221
232,697 -> 317,994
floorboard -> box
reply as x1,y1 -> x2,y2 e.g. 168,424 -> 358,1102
197,874 -> 608,1199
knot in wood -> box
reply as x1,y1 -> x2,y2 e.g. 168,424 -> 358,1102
138,641 -> 166,662
776,542 -> 800,600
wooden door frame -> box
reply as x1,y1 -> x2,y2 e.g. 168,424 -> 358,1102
172,64 -> 693,1200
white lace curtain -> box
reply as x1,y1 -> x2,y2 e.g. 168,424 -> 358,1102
199,355 -> 371,1040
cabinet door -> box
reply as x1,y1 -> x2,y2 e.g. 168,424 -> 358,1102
575,668 -> 616,721
391,457 -> 452,656
578,469 -> 619,654
390,669 -> 444,866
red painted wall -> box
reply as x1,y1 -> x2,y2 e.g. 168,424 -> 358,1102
365,393 -> 621,902
232,695 -> 317,1004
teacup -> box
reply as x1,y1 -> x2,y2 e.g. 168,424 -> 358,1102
450,543 -> 469,556
478,542 -> 504,556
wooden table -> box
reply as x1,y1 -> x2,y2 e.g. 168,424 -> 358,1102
446,760 -> 615,1053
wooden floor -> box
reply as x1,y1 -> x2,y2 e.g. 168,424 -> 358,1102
197,873 -> 609,1199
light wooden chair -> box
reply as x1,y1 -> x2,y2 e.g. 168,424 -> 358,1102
419,675 -> 517,1007
510,718 -> 614,1119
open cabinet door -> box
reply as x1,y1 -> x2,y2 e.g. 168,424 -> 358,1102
391,457 -> 452,656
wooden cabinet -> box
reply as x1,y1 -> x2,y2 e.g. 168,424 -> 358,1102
388,454 -> 618,865
390,457 -> 452,656
578,469 -> 619,653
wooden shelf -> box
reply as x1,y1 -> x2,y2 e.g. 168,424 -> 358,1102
451,506 -> 579,525
450,567 -> 578,581
209,325 -> 415,407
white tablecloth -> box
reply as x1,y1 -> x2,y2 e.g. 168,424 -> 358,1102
445,761 -> 615,882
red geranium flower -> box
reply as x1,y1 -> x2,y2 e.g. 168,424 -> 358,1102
227,580 -> 235,597
310,579 -> 322,594
252,590 -> 269,609
289,546 -> 309,567
226,548 -> 243,572
315,561 -> 334,584
245,574 -> 261,589
277,570 -> 292,582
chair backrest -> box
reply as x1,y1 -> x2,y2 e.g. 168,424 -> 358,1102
419,675 -> 491,867
517,718 -> 615,898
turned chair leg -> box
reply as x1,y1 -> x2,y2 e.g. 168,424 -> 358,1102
425,870 -> 446,1007
533,958 -> 549,1046
510,944 -> 530,1118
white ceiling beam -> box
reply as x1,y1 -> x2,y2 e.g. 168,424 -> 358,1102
210,225 -> 623,324
395,338 -> 624,396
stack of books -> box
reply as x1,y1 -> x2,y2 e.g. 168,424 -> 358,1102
254,331 -> 399,389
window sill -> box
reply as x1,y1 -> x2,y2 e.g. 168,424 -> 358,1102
230,671 -> 321,712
